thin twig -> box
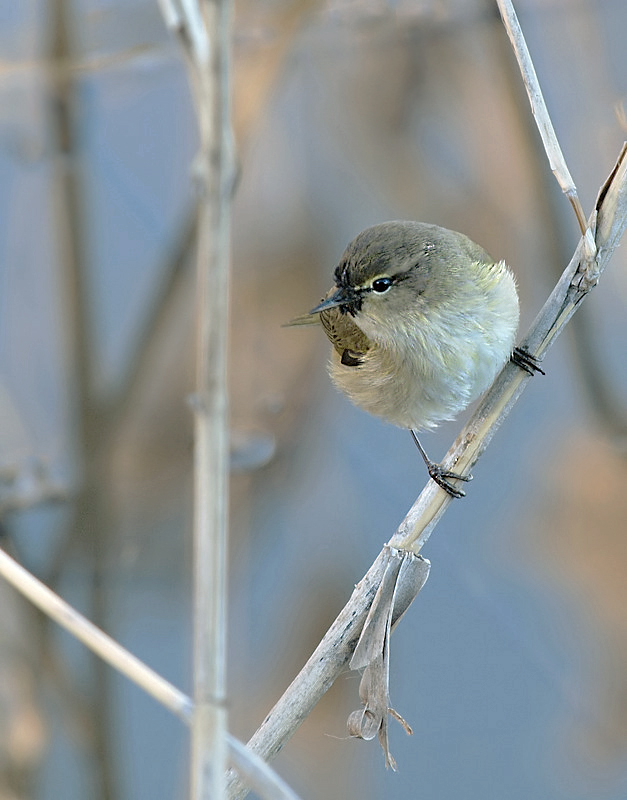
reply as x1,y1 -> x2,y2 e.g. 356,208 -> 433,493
0,545 -> 303,800
495,3 -> 583,227
0,546 -> 193,722
495,0 -> 597,275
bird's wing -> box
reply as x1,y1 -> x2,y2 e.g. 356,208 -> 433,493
320,308 -> 371,359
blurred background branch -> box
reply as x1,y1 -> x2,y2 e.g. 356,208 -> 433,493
45,1 -> 118,797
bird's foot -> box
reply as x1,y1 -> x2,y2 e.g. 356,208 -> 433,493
511,346 -> 545,376
410,430 -> 472,499
426,461 -> 472,499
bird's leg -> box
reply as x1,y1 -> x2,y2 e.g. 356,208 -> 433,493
511,346 -> 545,376
410,430 -> 472,499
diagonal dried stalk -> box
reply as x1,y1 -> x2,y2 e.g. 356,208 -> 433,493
0,544 -> 303,800
0,546 -> 193,721
224,141 -> 627,799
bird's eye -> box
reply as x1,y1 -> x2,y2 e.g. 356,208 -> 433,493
371,277 -> 392,293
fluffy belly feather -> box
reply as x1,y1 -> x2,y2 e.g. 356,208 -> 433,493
328,303 -> 517,430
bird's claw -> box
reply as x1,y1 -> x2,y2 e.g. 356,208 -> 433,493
411,429 -> 471,499
427,462 -> 472,499
511,346 -> 545,375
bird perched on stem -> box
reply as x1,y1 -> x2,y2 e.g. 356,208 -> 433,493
290,220 -> 538,497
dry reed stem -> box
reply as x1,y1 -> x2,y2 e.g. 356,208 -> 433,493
157,1 -> 236,798
0,544 -> 303,800
0,546 -> 193,721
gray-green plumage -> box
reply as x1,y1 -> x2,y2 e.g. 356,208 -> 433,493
300,221 -> 520,432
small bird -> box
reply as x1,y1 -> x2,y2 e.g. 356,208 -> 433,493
290,220 -> 538,497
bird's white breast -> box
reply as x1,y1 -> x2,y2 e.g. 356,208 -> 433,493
328,261 -> 519,430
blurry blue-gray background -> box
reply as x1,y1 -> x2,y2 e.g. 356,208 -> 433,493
1,1 -> 627,798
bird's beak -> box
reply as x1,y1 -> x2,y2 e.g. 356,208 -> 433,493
308,287 -> 350,315
283,286 -> 350,327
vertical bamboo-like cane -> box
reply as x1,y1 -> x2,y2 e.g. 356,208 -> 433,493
164,1 -> 235,797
